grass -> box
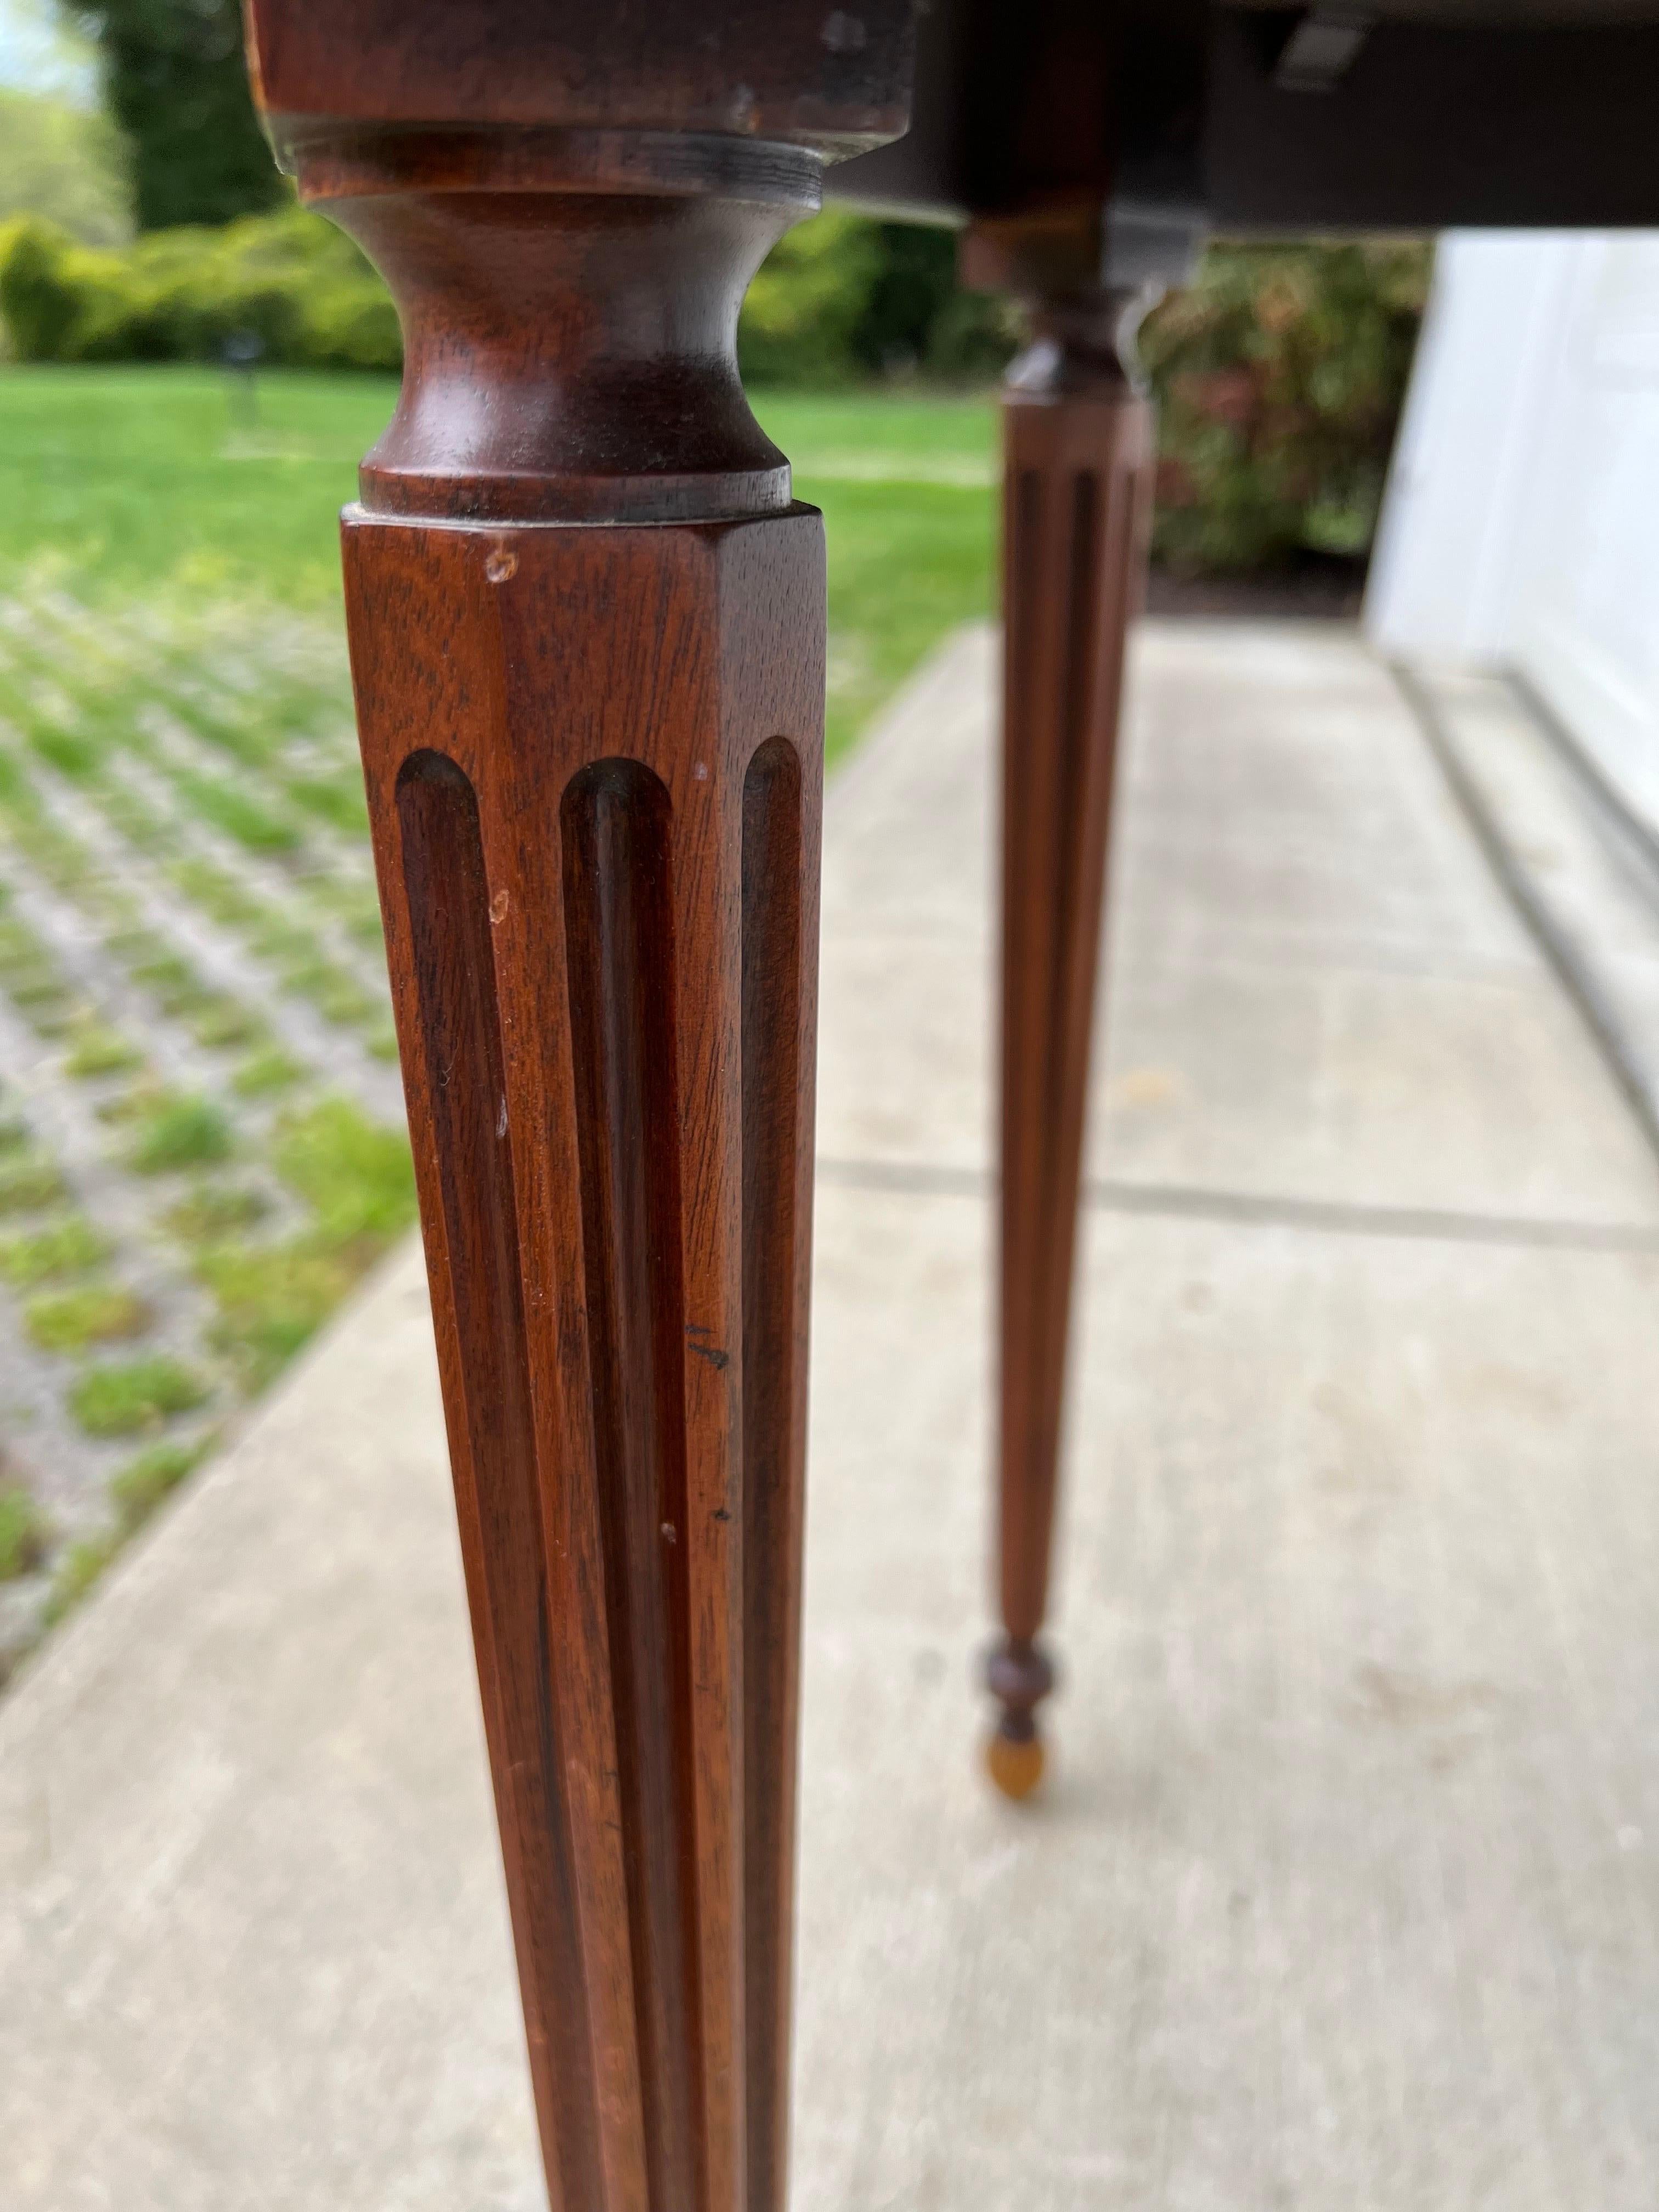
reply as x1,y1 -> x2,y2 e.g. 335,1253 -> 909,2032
0,368 -> 996,759
164,1184 -> 270,1243
188,998 -> 266,1050
111,1441 -> 204,1533
24,1282 -> 149,1353
0,1216 -> 112,1285
230,1045 -> 304,1096
43,1532 -> 119,1623
272,1097 -> 418,1245
0,1487 -> 48,1580
64,1022 -> 144,1077
69,1353 -> 210,1437
126,1093 -> 235,1173
289,770 -> 370,834
0,370 -> 389,608
176,1099 -> 420,1385
0,365 -> 994,1657
196,1237 -> 362,1386
174,770 -> 301,855
0,1154 -> 66,1213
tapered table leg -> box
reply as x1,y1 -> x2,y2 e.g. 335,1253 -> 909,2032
349,503 -> 821,2212
233,44 -> 905,2184
986,295 -> 1155,1798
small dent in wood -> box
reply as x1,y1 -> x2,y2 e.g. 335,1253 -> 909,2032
484,547 -> 518,584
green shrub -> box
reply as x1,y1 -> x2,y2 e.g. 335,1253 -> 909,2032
0,88 -> 131,248
0,206 -> 399,371
737,209 -> 1017,387
0,200 -> 994,386
0,207 -> 1429,577
1141,239 -> 1432,574
739,206 -> 885,387
0,215 -> 84,359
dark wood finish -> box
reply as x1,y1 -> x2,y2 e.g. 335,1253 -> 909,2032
832,0 -> 1659,242
986,289 -> 1155,1799
244,7 -> 912,2202
1207,10 -> 1659,230
352,503 -> 821,2212
830,0 -> 1205,266
205,2 -> 1659,2192
831,0 -> 1659,1814
246,0 -> 915,149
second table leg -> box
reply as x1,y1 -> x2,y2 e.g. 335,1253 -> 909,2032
988,295 -> 1155,1797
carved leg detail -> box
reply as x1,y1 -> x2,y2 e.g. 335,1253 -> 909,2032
245,104 -> 840,2208
349,511 -> 821,2211
989,303 -> 1155,1797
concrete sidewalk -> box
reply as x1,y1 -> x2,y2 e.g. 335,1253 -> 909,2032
8,622 -> 1659,2210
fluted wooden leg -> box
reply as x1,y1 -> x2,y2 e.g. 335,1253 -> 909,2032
346,510 -> 821,2208
229,59 -> 874,2191
986,300 -> 1155,1798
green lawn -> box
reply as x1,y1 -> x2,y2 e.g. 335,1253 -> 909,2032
0,366 -> 997,758
0,364 -> 996,1672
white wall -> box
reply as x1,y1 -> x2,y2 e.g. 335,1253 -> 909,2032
1367,230 -> 1659,838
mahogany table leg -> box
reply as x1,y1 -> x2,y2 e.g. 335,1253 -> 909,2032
292,133 -> 823,2212
986,294 -> 1155,1798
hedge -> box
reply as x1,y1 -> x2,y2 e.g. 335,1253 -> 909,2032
0,206 -> 398,371
0,207 -> 1431,574
1143,239 -> 1431,573
0,202 -> 1011,383
0,89 -> 133,249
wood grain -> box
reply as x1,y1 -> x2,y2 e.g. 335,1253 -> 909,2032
247,0 -> 916,156
347,487 -> 823,2212
989,293 -> 1155,1796
238,4 -> 897,2183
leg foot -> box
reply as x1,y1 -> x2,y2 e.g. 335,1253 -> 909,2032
984,1635 -> 1055,1800
986,1726 -> 1046,1802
